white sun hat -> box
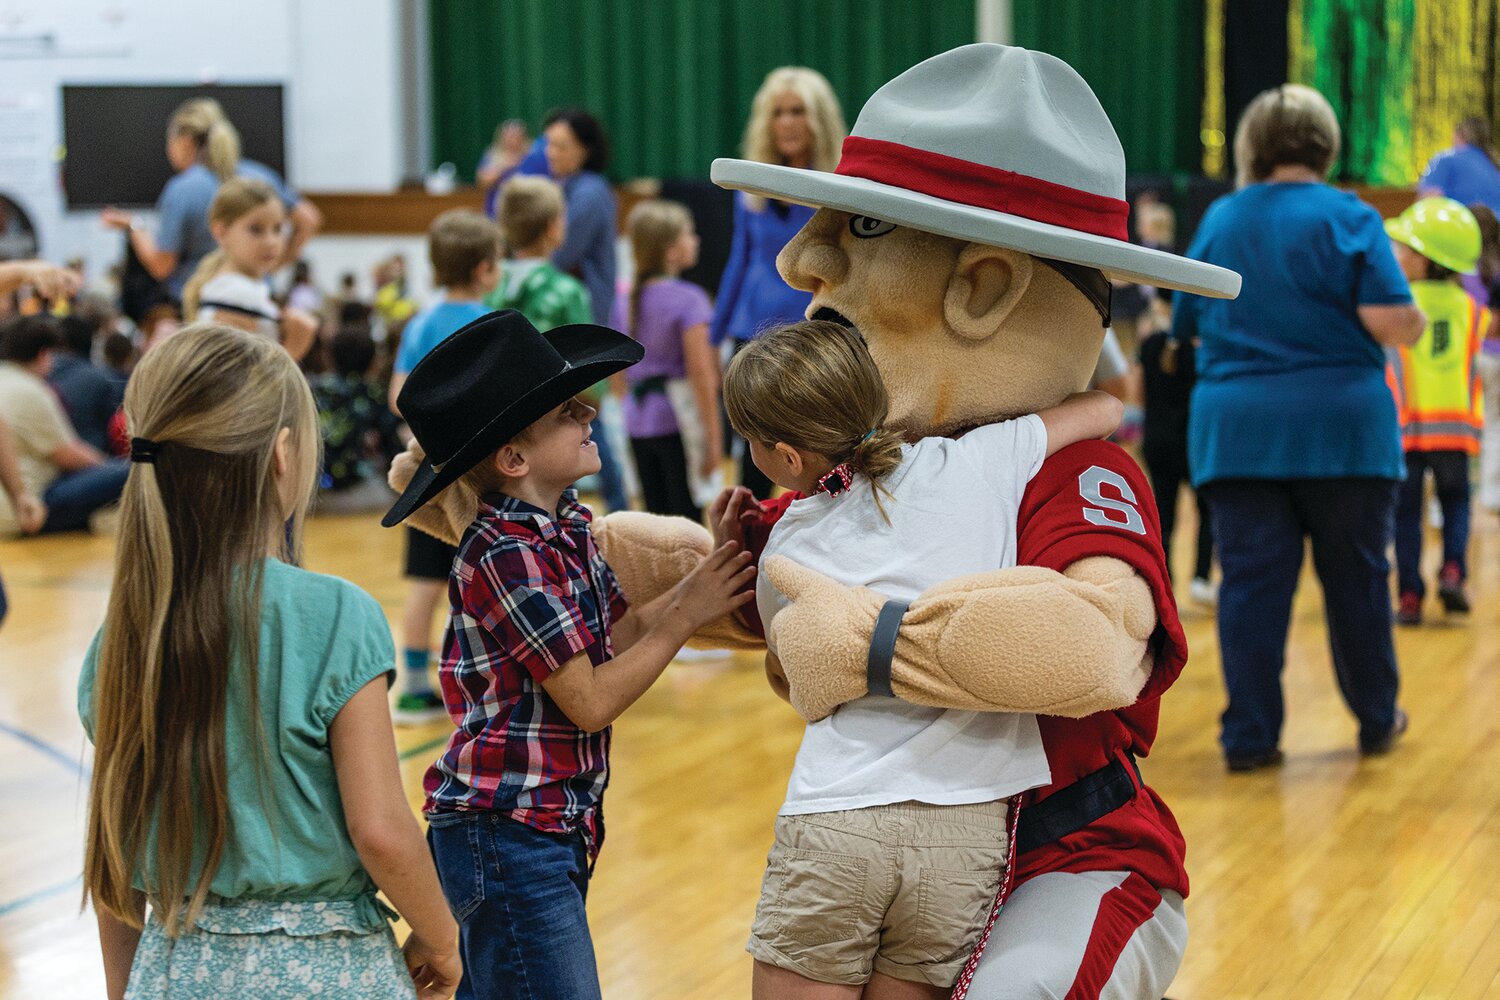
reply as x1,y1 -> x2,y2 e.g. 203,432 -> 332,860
711,43 -> 1241,299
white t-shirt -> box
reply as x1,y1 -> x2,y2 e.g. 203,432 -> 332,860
758,414 -> 1052,816
198,272 -> 281,342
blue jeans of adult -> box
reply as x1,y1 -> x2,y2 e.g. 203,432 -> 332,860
41,459 -> 130,533
1394,450 -> 1471,596
1202,478 -> 1400,758
589,419 -> 629,513
427,810 -> 601,1000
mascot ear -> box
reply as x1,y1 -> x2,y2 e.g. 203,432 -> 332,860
943,244 -> 1033,341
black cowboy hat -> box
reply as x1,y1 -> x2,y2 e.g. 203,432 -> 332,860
381,309 -> 643,527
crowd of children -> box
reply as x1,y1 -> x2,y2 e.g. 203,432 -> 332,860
0,92 -> 1493,998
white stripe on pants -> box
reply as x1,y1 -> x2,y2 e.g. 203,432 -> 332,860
965,870 -> 1187,1000
1478,353 -> 1500,511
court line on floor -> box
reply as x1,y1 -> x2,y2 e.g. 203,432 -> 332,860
398,733 -> 449,762
0,876 -> 81,919
0,719 -> 89,779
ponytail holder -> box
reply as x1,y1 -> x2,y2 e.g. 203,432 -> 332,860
130,437 -> 162,464
860,428 -> 878,443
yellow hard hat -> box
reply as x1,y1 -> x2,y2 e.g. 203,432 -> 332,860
1385,197 -> 1482,275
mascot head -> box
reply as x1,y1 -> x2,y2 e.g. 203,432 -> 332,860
712,43 -> 1239,437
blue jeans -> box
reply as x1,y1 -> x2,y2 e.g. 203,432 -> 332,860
42,459 -> 130,533
1203,478 -> 1400,757
427,811 -> 600,1000
1394,450 -> 1471,596
589,419 -> 628,513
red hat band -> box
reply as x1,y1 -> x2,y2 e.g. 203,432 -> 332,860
834,135 -> 1130,242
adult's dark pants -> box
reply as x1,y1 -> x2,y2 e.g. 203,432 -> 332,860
1144,445 -> 1213,582
1202,478 -> 1400,759
41,459 -> 130,533
629,433 -> 700,522
1394,449 -> 1471,597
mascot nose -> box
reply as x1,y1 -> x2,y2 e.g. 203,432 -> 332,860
778,211 -> 848,294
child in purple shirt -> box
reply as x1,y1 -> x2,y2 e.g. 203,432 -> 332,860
612,200 -> 723,520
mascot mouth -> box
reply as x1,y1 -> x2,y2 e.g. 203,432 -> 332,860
811,306 -> 856,331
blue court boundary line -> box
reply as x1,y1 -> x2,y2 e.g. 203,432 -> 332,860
0,727 -> 444,918
0,720 -> 89,779
0,876 -> 80,919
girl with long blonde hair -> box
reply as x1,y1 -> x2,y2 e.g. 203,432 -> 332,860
712,67 -> 848,500
81,324 -> 459,999
181,178 -> 318,360
614,199 -> 722,521
719,319 -> 1121,999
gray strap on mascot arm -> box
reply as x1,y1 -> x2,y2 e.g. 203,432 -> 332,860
866,599 -> 909,698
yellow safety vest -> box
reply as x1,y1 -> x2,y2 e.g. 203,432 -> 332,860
1387,281 -> 1487,454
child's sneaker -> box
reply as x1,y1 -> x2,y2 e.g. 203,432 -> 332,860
1189,577 -> 1218,607
392,690 -> 448,726
1437,562 -> 1470,614
1395,592 -> 1423,626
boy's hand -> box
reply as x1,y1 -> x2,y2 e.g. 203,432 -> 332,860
14,493 -> 45,535
668,541 -> 756,633
403,933 -> 462,999
709,486 -> 755,551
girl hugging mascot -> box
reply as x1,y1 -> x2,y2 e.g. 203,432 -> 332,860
394,43 -> 1240,1000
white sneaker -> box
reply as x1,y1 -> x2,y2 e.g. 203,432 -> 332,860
1190,577 -> 1218,606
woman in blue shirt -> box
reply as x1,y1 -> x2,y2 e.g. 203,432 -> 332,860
1173,84 -> 1425,771
101,98 -> 322,303
1419,117 -> 1500,216
542,108 -> 629,513
713,67 -> 846,497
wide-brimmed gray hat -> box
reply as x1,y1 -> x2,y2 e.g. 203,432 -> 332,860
711,43 -> 1241,299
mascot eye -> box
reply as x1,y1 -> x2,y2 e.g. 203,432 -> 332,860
849,216 -> 897,239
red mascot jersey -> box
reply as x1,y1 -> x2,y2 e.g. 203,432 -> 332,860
743,439 -> 1189,896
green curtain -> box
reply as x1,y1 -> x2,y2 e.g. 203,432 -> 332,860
428,0 -> 972,181
1012,0 -> 1206,175
1290,0 -> 1415,184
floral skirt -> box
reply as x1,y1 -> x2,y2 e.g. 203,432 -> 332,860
125,897 -> 417,1000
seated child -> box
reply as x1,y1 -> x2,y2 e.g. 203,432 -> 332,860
311,326 -> 403,513
718,319 -> 1122,998
381,310 -> 756,1000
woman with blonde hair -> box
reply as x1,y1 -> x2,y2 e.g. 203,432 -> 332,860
713,67 -> 847,499
1175,83 -> 1425,771
81,323 -> 459,998
103,97 -> 322,303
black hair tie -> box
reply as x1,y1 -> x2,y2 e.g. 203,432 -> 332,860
130,437 -> 162,464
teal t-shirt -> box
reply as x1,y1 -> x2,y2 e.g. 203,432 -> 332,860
78,559 -> 395,922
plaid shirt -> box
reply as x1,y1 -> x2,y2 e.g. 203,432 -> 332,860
423,490 -> 628,857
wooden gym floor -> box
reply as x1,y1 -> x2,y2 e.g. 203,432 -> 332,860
1,498 -> 1498,999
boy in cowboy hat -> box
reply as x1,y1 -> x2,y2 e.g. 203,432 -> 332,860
383,310 -> 756,999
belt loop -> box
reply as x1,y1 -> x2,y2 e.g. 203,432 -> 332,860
866,599 -> 908,698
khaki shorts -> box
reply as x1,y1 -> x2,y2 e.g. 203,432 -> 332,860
746,799 -> 1009,987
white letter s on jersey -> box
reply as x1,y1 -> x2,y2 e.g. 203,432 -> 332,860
1079,466 -> 1147,535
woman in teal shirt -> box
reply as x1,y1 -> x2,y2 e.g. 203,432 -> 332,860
1172,85 -> 1424,772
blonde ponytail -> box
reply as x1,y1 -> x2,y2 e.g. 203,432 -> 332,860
83,323 -> 319,936
723,319 -> 904,520
181,248 -> 226,320
204,120 -> 242,181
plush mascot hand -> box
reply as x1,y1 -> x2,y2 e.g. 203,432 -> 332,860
387,439 -> 475,546
766,555 -> 1155,723
763,556 -> 882,721
591,511 -> 766,651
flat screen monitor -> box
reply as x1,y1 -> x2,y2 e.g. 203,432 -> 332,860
61,84 -> 285,209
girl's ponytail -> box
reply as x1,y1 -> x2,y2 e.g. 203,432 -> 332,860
848,426 -> 904,484
625,199 -> 693,334
181,248 -> 226,321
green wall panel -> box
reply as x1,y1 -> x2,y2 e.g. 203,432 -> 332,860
428,0 -> 974,181
1013,0 -> 1206,175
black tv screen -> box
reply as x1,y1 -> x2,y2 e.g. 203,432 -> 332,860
61,84 -> 286,209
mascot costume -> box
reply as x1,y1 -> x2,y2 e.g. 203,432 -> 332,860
393,43 -> 1239,999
